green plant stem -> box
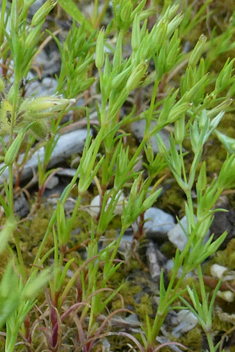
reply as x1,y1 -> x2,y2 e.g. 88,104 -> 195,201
8,165 -> 14,215
95,0 -> 110,28
145,78 -> 160,137
149,274 -> 185,343
197,265 -> 215,352
14,232 -> 27,280
0,0 -> 7,46
33,211 -> 57,266
66,195 -> 82,237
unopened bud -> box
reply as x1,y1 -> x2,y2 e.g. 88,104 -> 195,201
25,23 -> 42,48
95,29 -> 105,69
166,14 -> 183,38
120,1 -> 133,22
188,34 -> 207,68
168,102 -> 191,123
30,120 -> 50,140
174,115 -> 185,144
32,0 -> 57,26
131,16 -> 140,52
30,119 -> 50,140
111,67 -> 132,90
19,96 -> 75,120
196,161 -> 207,191
126,62 -> 148,91
4,130 -> 25,165
152,20 -> 168,51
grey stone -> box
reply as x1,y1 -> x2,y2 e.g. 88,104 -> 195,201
131,119 -> 170,153
167,215 -> 189,251
144,207 -> 175,239
45,176 -> 59,190
172,310 -> 198,337
27,77 -> 58,97
167,215 -> 210,251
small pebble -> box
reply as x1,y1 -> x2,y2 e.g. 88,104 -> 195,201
210,264 -> 227,279
144,207 -> 175,238
217,290 -> 235,303
89,192 -> 125,217
131,120 -> 171,153
167,215 -> 189,251
172,310 -> 198,337
167,215 -> 210,251
45,176 -> 59,190
27,77 -> 58,97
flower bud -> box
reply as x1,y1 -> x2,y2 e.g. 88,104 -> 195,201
95,29 -> 105,69
31,0 -> 57,26
131,16 -> 140,52
217,155 -> 235,189
221,59 -> 235,87
190,120 -> 200,153
183,75 -> 208,102
188,34 -> 207,68
30,120 -> 50,140
166,14 -> 183,38
111,67 -> 132,91
19,96 -> 75,121
196,161 -> 207,191
4,130 -> 25,165
168,102 -> 191,123
174,115 -> 185,144
126,62 -> 148,92
25,23 -> 42,48
152,20 -> 168,52
198,109 -> 208,130
120,1 -> 133,23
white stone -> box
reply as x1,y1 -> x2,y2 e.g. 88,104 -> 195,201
0,129 -> 89,184
217,290 -> 235,302
29,0 -> 45,14
89,195 -> 101,217
172,310 -> 198,337
89,192 -> 125,217
165,259 -> 193,278
167,216 -> 189,251
131,120 -> 170,153
45,176 -> 59,190
167,215 -> 210,251
27,77 -> 58,97
210,264 -> 227,279
144,207 -> 175,235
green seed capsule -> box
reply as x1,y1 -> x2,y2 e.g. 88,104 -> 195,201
31,0 -> 57,27
4,131 -> 25,165
30,120 -> 50,140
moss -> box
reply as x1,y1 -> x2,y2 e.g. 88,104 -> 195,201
177,327 -> 203,351
135,292 -> 153,318
160,241 -> 176,258
215,239 -> 235,269
0,249 -> 11,278
171,276 -> 202,304
204,155 -> 224,174
4,206 -> 53,266
158,181 -> 186,215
